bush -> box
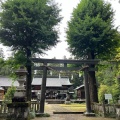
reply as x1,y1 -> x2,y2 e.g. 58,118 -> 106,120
3,85 -> 16,104
98,85 -> 108,103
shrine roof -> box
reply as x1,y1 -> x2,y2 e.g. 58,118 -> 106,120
32,77 -> 72,87
0,76 -> 72,87
0,76 -> 19,87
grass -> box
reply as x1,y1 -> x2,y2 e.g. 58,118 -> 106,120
45,103 -> 52,111
60,103 -> 86,112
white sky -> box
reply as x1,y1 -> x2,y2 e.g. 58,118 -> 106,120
0,0 -> 120,59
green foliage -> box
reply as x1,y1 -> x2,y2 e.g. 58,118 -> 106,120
66,0 -> 120,103
0,58 -> 14,76
111,84 -> 120,103
97,61 -> 120,103
98,84 -> 108,103
0,58 -> 5,74
73,89 -> 77,99
3,85 -> 16,103
0,0 -> 62,54
96,61 -> 116,85
29,111 -> 36,119
71,73 -> 83,88
0,0 -> 62,100
0,56 -> 21,76
66,0 -> 120,59
114,48 -> 120,61
13,51 -> 27,66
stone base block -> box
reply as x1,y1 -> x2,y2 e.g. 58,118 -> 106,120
7,102 -> 29,120
35,112 -> 50,117
84,112 -> 95,117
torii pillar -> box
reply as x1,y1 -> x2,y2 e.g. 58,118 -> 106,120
36,62 -> 47,114
83,66 -> 95,116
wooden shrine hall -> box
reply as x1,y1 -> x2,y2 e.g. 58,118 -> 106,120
32,76 -> 72,99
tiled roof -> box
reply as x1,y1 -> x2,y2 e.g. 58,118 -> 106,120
60,78 -> 72,86
32,77 -> 72,87
0,76 -> 19,87
0,76 -> 72,87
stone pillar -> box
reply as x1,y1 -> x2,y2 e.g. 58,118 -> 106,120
116,107 -> 120,120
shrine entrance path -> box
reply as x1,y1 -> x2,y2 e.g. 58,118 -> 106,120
34,104 -> 115,120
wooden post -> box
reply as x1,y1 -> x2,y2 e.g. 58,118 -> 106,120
40,62 -> 47,113
84,66 -> 95,116
84,66 -> 91,113
102,101 -> 106,117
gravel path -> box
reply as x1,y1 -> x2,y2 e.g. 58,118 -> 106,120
34,114 -> 115,120
33,104 -> 116,120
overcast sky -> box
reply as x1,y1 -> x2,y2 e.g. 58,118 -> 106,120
0,0 -> 120,59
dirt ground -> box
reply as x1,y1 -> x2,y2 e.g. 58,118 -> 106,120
33,104 -> 116,120
34,114 -> 115,120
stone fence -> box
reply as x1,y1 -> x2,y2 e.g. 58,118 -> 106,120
91,103 -> 120,120
0,100 -> 39,114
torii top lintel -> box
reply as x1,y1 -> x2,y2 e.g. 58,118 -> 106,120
31,58 -> 99,64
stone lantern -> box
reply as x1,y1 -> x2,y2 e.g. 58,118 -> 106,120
7,66 -> 29,120
13,66 -> 27,101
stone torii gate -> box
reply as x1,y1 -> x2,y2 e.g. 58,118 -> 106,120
32,58 -> 99,115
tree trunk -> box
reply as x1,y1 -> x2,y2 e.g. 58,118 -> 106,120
26,49 -> 32,101
88,69 -> 98,102
87,52 -> 98,103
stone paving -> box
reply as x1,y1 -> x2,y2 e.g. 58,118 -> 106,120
34,104 -> 116,120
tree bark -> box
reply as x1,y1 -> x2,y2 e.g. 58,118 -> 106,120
84,66 -> 92,113
87,52 -> 98,103
26,49 -> 32,101
88,69 -> 98,102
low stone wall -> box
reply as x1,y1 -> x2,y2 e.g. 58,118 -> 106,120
91,103 -> 120,119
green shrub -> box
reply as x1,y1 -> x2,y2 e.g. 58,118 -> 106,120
98,85 -> 108,103
3,85 -> 16,104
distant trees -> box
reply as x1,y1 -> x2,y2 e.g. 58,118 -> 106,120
0,0 -> 61,100
66,0 -> 120,102
71,73 -> 83,88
